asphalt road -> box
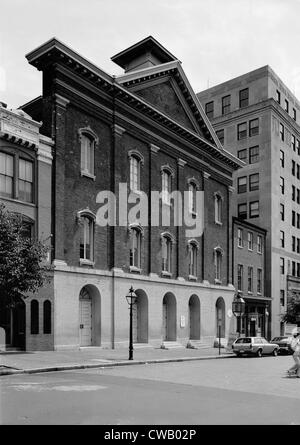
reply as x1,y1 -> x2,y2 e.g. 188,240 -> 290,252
1,354 -> 300,425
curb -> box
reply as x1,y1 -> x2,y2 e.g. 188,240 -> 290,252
0,353 -> 235,376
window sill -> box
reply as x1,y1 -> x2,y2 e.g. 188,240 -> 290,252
188,275 -> 197,281
79,259 -> 95,267
0,195 -> 36,207
129,266 -> 141,274
247,291 -> 253,295
215,221 -> 223,226
130,189 -> 143,196
238,245 -> 244,249
214,279 -> 222,285
81,171 -> 96,181
161,271 -> 172,278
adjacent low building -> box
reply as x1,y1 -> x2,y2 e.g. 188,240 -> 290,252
0,102 -> 53,350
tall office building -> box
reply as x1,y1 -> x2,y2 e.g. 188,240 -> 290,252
198,65 -> 300,337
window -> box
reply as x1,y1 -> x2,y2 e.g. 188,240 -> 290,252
189,243 -> 198,277
239,88 -> 249,108
297,263 -> 300,278
280,177 -> 284,194
293,108 -> 297,121
216,129 -> 224,145
297,238 -> 300,254
238,122 -> 247,140
238,203 -> 247,219
162,169 -> 172,204
249,119 -> 259,137
292,210 -> 296,227
205,101 -> 214,119
280,230 -> 285,248
249,173 -> 259,191
248,232 -> 253,251
18,158 -> 33,203
238,228 -> 243,248
297,165 -> 300,180
237,149 -> 247,162
292,261 -> 296,276
161,235 -> 172,274
297,139 -> 300,156
292,185 -> 296,201
80,133 -> 95,176
248,267 -> 253,292
238,176 -> 247,193
257,269 -> 262,294
130,155 -> 141,192
292,236 -> 296,252
80,216 -> 94,262
0,152 -> 14,198
292,160 -> 296,176
280,203 -> 285,221
292,135 -> 296,152
222,95 -> 231,115
280,123 -> 284,141
280,290 -> 285,306
297,189 -> 300,204
249,146 -> 259,164
237,264 -> 243,291
249,201 -> 259,218
297,213 -> 300,229
130,228 -> 142,269
31,300 -> 39,335
43,300 -> 51,334
214,193 -> 222,223
214,249 -> 223,282
280,150 -> 284,167
280,257 -> 285,274
257,235 -> 262,254
276,90 -> 281,104
285,99 -> 289,113
188,182 -> 197,213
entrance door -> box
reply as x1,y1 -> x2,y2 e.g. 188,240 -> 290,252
79,299 -> 92,346
132,301 -> 138,343
163,302 -> 167,340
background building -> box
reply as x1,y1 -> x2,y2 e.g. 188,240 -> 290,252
198,65 -> 300,337
20,36 -> 242,351
232,217 -> 269,338
0,102 -> 53,350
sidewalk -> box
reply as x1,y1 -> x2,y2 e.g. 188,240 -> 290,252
0,345 -> 235,376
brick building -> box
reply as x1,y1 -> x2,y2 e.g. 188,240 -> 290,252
232,217 -> 269,338
0,102 -> 53,350
198,66 -> 300,337
21,36 -> 242,350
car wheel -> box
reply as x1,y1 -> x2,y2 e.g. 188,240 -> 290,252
256,349 -> 263,357
272,348 -> 278,357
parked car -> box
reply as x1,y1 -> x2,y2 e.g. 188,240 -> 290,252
270,336 -> 293,354
232,337 -> 279,357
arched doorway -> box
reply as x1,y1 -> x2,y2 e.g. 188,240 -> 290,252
79,285 -> 101,347
189,294 -> 200,340
216,297 -> 225,338
0,296 -> 25,350
162,293 -> 177,341
132,289 -> 148,343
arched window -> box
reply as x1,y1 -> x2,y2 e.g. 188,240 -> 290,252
129,227 -> 142,269
31,300 -> 39,335
128,150 -> 144,192
214,247 -> 224,282
161,233 -> 175,274
188,182 -> 197,214
80,133 -> 95,175
214,193 -> 223,223
80,216 -> 94,262
188,240 -> 199,277
43,300 -> 51,334
161,169 -> 173,204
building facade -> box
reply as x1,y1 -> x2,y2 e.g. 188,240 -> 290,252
19,36 -> 243,351
0,102 -> 53,350
232,217 -> 269,338
198,65 -> 300,337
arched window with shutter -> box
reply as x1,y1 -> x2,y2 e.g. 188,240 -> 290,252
31,300 -> 39,334
43,300 -> 51,334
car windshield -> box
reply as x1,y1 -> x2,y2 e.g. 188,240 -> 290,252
272,337 -> 287,341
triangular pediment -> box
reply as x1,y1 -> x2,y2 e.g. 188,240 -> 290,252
116,61 -> 223,149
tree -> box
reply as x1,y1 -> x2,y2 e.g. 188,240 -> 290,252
0,203 -> 52,309
281,294 -> 300,326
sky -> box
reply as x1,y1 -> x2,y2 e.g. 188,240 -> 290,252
1,0 -> 300,109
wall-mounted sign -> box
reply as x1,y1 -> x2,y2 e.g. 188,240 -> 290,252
180,316 -> 185,328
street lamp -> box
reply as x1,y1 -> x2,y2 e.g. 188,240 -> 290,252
232,292 -> 246,337
126,286 -> 137,360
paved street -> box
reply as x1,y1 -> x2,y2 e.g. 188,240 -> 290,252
1,354 -> 300,425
